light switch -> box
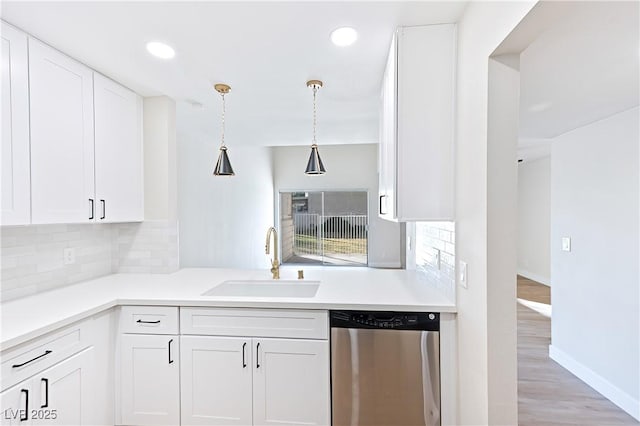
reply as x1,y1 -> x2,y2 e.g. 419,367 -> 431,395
459,260 -> 468,288
561,237 -> 571,252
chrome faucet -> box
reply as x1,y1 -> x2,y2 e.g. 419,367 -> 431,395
265,226 -> 280,280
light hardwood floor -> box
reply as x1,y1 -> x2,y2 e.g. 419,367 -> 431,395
517,276 -> 638,426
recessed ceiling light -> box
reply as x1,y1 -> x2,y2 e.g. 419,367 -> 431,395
146,41 -> 175,59
331,27 -> 358,47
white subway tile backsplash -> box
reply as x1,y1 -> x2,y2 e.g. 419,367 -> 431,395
415,222 -> 456,298
1,220 -> 179,302
112,221 -> 179,275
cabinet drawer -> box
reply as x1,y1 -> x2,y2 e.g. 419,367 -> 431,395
180,308 -> 328,340
1,320 -> 92,391
119,306 -> 179,335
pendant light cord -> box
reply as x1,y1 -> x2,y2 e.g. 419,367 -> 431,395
312,85 -> 317,145
220,93 -> 226,148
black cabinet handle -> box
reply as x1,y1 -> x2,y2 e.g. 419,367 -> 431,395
89,198 -> 94,220
136,319 -> 161,324
41,378 -> 49,408
100,199 -> 106,220
256,342 -> 261,368
379,195 -> 386,215
168,339 -> 174,364
242,342 -> 247,368
12,350 -> 52,368
20,389 -> 28,421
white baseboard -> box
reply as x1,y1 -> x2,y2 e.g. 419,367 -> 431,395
549,345 -> 640,420
368,262 -> 401,269
517,269 -> 550,286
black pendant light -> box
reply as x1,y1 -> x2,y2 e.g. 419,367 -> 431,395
213,83 -> 235,176
305,80 -> 326,175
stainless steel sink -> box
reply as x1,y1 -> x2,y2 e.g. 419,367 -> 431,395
202,280 -> 320,298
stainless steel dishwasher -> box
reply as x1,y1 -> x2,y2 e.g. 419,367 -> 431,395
330,311 -> 440,426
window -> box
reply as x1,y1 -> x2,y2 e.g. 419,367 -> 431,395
279,191 -> 368,266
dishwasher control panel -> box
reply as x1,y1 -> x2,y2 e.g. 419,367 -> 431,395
330,311 -> 439,331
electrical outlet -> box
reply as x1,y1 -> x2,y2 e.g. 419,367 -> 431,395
63,248 -> 76,265
561,237 -> 571,252
459,260 -> 468,288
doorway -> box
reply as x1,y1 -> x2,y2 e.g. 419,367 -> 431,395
489,1 -> 639,424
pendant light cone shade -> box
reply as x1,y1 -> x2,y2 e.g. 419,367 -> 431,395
305,80 -> 326,175
213,146 -> 235,176
305,144 -> 325,174
213,83 -> 235,176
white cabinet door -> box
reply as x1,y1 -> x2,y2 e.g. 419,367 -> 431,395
1,23 -> 31,226
0,382 -> 31,425
396,24 -> 455,221
32,347 -> 95,426
28,38 -> 95,224
378,25 -> 455,222
253,338 -> 329,426
180,336 -> 252,426
378,34 -> 397,221
119,334 -> 179,426
93,74 -> 143,223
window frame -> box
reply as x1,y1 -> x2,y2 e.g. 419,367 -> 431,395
275,189 -> 370,266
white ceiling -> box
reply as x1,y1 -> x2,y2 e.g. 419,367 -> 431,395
1,1 -> 467,147
518,1 -> 639,141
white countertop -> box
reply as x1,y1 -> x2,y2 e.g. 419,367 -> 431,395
1,267 -> 456,351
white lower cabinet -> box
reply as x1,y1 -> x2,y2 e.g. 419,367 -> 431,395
180,336 -> 252,425
33,348 -> 96,425
1,348 -> 95,426
180,335 -> 329,426
252,338 -> 329,426
0,382 -> 30,425
119,334 -> 180,426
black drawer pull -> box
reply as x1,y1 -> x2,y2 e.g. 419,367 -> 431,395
89,198 -> 94,220
12,350 -> 52,368
136,319 -> 161,324
100,199 -> 106,220
168,339 -> 174,364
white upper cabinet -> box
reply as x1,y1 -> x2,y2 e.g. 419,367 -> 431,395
1,22 -> 144,226
1,23 -> 31,225
28,37 -> 95,224
379,24 -> 456,222
94,74 -> 143,222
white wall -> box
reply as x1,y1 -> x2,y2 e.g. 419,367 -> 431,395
455,2 -> 536,424
144,96 -> 177,222
549,107 -> 639,419
272,143 -> 401,268
486,56 -> 521,425
178,138 -> 274,269
517,157 -> 551,285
